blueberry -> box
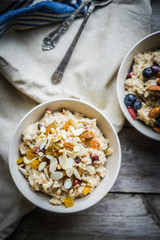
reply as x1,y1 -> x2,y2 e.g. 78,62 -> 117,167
156,116 -> 160,126
124,94 -> 136,107
142,68 -> 154,79
133,101 -> 142,110
152,65 -> 160,74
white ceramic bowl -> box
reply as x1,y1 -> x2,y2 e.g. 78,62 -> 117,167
9,98 -> 121,213
117,31 -> 160,141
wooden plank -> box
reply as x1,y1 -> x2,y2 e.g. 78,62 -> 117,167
6,194 -> 160,240
144,194 -> 160,225
111,128 -> 160,193
151,0 -> 160,33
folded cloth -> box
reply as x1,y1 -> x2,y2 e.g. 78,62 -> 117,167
0,0 -> 85,38
0,0 -> 151,239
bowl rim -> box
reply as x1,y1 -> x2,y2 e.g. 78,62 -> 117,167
9,98 -> 121,213
117,31 -> 160,141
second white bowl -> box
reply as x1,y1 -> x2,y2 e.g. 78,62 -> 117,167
117,31 -> 160,141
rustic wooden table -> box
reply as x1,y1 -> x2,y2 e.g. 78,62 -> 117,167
6,1 -> 160,239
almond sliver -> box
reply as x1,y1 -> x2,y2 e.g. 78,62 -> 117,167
74,128 -> 84,136
66,168 -> 74,177
64,179 -> 72,189
51,171 -> 63,180
38,161 -> 47,171
74,168 -> 82,180
18,166 -> 28,176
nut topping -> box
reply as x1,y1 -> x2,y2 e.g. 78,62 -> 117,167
148,85 -> 160,92
149,106 -> 160,119
153,125 -> 160,134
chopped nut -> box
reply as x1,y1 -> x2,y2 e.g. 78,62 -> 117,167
148,85 -> 160,92
153,125 -> 160,134
149,106 -> 160,119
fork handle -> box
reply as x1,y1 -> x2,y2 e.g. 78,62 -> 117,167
51,3 -> 95,84
42,0 -> 91,51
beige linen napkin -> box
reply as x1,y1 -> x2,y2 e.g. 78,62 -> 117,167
0,0 -> 151,239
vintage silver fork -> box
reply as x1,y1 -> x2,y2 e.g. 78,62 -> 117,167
42,0 -> 91,51
51,0 -> 113,84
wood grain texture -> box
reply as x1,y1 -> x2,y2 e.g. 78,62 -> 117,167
151,0 -> 160,33
6,194 -> 160,240
143,195 -> 160,225
111,128 -> 160,193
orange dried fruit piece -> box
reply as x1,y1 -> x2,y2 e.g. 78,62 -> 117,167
17,157 -> 23,165
27,148 -> 36,160
46,122 -> 56,136
63,120 -> 71,130
88,139 -> 100,149
63,142 -> 74,151
63,196 -> 74,208
83,187 -> 91,195
30,159 -> 40,170
83,131 -> 94,139
79,132 -> 86,142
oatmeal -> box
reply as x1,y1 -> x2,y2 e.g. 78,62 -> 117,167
124,50 -> 160,133
17,109 -> 113,208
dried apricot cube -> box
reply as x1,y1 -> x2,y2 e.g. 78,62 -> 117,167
30,160 -> 40,170
63,196 -> 74,208
27,148 -> 36,160
63,120 -> 71,130
83,131 -> 94,139
17,157 -> 23,165
83,187 -> 91,195
88,139 -> 100,149
63,142 -> 74,151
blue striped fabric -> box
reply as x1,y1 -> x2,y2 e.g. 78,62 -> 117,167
0,0 -> 85,38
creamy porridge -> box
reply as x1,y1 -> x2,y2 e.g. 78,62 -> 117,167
17,109 -> 113,208
124,50 -> 160,134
